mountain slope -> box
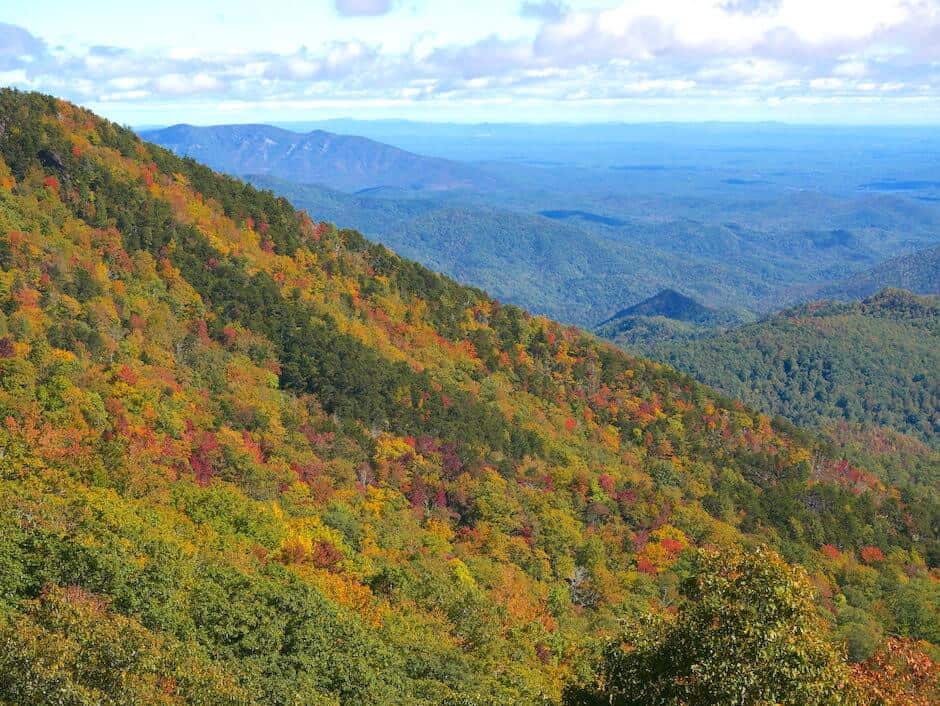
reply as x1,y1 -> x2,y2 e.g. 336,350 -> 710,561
0,91 -> 937,703
141,123 -> 497,193
649,289 -> 940,445
599,289 -> 721,326
594,289 -> 740,348
815,245 -> 940,300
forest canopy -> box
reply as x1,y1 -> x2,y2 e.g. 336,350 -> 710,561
0,89 -> 935,704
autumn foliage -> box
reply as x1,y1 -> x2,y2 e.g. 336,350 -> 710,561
851,638 -> 939,706
0,89 -> 935,704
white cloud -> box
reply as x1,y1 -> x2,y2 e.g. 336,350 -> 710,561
0,69 -> 29,85
155,72 -> 222,95
697,58 -> 797,84
2,1 -> 940,118
107,76 -> 149,90
773,0 -> 912,44
833,60 -> 867,77
809,77 -> 846,90
99,89 -> 150,102
536,0 -> 928,62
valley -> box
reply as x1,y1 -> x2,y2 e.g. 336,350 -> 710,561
145,121 -> 940,328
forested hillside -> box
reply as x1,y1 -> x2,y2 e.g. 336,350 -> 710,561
599,289 -> 721,325
650,290 -> 940,445
815,245 -> 940,301
594,289 -> 740,349
244,175 -> 745,327
0,90 -> 936,704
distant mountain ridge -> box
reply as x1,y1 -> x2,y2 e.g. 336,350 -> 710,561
141,123 -> 497,193
599,289 -> 721,326
815,245 -> 940,301
594,289 -> 742,349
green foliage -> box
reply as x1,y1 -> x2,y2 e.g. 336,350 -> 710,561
648,289 -> 940,445
817,245 -> 940,301
572,547 -> 853,706
0,586 -> 253,706
595,289 -> 743,348
0,89 -> 936,704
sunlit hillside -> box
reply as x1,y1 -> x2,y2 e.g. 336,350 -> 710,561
0,90 -> 936,704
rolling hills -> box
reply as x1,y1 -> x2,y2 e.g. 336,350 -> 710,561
0,90 -> 937,703
245,175 -> 770,326
647,289 -> 940,446
145,125 -> 940,331
814,245 -> 940,301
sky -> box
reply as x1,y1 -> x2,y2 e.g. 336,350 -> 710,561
2,0 -> 940,125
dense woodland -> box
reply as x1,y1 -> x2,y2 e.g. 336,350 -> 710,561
241,176 -> 688,327
0,90 -> 936,704
814,245 -> 940,301
648,290 -> 940,446
595,289 -> 739,349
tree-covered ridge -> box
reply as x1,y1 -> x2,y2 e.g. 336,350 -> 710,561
141,123 -> 498,193
0,90 -> 936,703
649,289 -> 940,446
598,289 -> 725,327
815,245 -> 940,301
594,289 -> 741,349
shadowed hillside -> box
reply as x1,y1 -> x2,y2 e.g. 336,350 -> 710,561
595,289 -> 741,349
599,289 -> 721,326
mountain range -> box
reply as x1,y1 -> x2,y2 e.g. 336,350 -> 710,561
141,123 -> 497,193
0,90 -> 936,704
144,124 -> 940,329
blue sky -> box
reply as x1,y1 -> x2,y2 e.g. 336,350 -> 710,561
2,0 -> 940,124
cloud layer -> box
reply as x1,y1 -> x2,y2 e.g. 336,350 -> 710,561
2,0 -> 939,120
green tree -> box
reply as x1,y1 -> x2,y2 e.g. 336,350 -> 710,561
571,547 -> 853,705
